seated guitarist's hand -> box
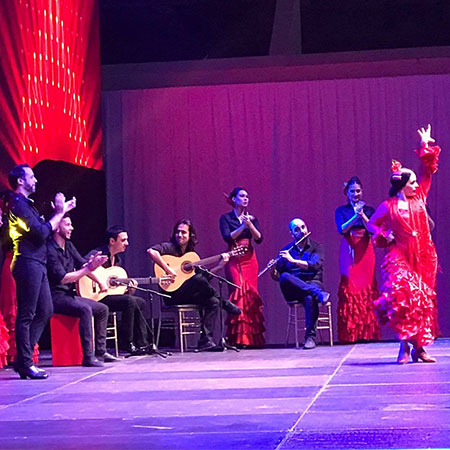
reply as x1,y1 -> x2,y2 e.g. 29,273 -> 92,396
127,279 -> 138,295
99,282 -> 108,293
160,274 -> 175,287
165,267 -> 177,277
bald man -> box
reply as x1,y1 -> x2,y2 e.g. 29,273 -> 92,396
271,218 -> 330,350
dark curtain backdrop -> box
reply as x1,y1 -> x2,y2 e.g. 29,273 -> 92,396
103,74 -> 450,344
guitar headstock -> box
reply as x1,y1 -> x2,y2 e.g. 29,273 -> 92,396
230,245 -> 248,257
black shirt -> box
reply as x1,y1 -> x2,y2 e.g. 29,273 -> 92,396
219,210 -> 263,246
335,204 -> 375,234
8,193 -> 52,264
86,245 -> 123,268
276,238 -> 324,287
47,238 -> 87,296
150,242 -> 184,257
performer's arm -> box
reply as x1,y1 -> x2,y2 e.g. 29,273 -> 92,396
336,207 -> 358,234
279,250 -> 309,270
209,253 -> 230,274
305,243 -> 324,272
48,193 -> 77,231
366,202 -> 394,246
147,247 -> 176,277
416,124 -> 440,198
61,254 -> 108,285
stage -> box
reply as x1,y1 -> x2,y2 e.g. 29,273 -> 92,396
0,340 -> 449,449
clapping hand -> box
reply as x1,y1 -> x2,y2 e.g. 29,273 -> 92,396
241,214 -> 254,227
52,193 -> 77,214
86,252 -> 108,272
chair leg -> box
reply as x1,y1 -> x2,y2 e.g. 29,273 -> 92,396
112,313 -> 119,357
327,303 -> 333,346
294,304 -> 300,348
178,310 -> 184,353
285,307 -> 292,347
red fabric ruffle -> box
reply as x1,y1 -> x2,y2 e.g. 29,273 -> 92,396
376,250 -> 436,347
0,251 -> 39,364
0,313 -> 9,369
338,285 -> 381,343
415,144 -> 441,174
338,232 -> 381,343
225,241 -> 265,347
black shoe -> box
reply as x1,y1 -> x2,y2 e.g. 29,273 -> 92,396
14,365 -> 48,380
82,356 -> 104,367
222,300 -> 242,316
303,337 -> 316,350
98,352 -> 121,363
196,341 -> 217,352
318,291 -> 330,304
120,342 -> 138,354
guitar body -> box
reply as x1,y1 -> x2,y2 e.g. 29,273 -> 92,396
154,252 -> 201,292
77,266 -> 128,301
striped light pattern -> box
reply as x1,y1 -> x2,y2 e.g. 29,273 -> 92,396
0,0 -> 102,186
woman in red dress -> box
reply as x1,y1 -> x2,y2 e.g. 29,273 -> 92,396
335,177 -> 381,343
367,125 -> 440,364
219,188 -> 265,347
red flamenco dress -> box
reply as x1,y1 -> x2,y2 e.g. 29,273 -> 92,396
368,145 -> 440,346
0,310 -> 8,369
335,204 -> 381,342
224,239 -> 265,347
220,210 -> 265,347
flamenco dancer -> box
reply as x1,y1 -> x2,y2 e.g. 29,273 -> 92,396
335,177 -> 381,343
219,188 -> 265,348
367,124 -> 441,364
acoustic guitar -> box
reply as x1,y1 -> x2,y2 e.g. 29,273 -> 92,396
77,266 -> 172,302
154,246 -> 247,292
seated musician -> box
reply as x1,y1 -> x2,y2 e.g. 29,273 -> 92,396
47,216 -> 120,366
147,219 -> 241,351
87,226 -> 150,355
271,218 -> 330,350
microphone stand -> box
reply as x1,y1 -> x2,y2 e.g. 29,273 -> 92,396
195,266 -> 241,352
113,281 -> 172,359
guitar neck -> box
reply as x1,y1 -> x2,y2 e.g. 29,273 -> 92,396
191,254 -> 222,268
117,276 -> 158,285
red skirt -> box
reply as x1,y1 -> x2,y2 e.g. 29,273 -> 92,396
225,240 -> 265,347
0,312 -> 8,369
376,248 -> 436,347
0,251 -> 39,364
337,230 -> 381,343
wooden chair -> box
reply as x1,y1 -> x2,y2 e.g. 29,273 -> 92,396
105,312 -> 119,357
286,301 -> 333,347
158,304 -> 201,353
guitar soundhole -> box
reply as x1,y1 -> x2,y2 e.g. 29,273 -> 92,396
181,261 -> 193,274
109,277 -> 116,288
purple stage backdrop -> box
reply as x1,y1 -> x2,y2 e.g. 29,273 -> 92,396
102,73 -> 450,344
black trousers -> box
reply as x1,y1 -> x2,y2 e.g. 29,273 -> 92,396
100,294 -> 148,348
53,294 -> 109,358
279,272 -> 322,339
168,273 -> 220,346
12,258 -> 54,369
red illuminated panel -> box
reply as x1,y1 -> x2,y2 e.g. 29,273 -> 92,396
0,0 -> 102,187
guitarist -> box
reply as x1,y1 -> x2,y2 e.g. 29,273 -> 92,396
87,226 -> 150,355
47,216 -> 120,366
147,219 -> 241,352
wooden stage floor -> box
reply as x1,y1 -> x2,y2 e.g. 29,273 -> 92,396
0,340 -> 449,449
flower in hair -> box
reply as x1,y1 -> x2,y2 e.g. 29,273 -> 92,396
391,160 -> 403,180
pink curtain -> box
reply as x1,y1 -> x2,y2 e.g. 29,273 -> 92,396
103,74 -> 450,344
